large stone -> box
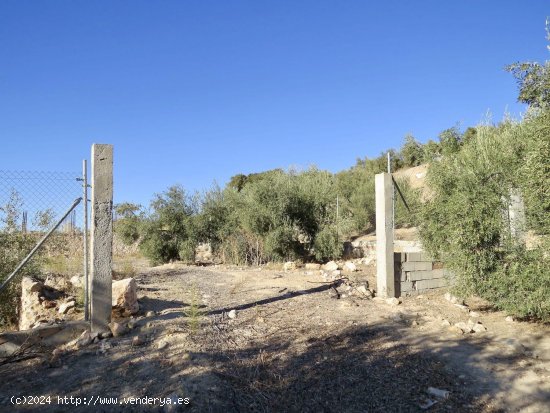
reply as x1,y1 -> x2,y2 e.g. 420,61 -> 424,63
323,261 -> 339,272
343,261 -> 357,272
444,292 -> 464,305
19,277 -> 47,330
109,321 -> 129,337
472,323 -> 487,333
22,277 -> 43,294
195,242 -> 213,263
454,322 -> 473,334
112,278 -> 139,315
58,301 -> 76,315
386,297 -> 401,306
355,285 -> 372,298
70,275 -> 83,289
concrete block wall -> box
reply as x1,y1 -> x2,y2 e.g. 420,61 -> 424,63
394,252 -> 450,296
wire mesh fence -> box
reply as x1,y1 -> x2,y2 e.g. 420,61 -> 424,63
0,170 -> 84,233
0,169 -> 87,328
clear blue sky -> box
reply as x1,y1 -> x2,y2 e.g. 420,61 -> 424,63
1,1 -> 548,207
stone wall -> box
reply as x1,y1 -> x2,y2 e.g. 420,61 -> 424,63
394,252 -> 450,296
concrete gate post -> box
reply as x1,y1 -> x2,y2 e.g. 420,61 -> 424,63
90,144 -> 113,332
375,173 -> 395,298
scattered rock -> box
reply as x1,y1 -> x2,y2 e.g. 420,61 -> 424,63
360,256 -> 374,265
195,242 -> 213,264
58,301 -> 76,315
19,277 -> 48,330
355,285 -> 372,298
323,261 -> 339,272
22,277 -> 43,293
132,334 -> 146,346
441,319 -> 451,327
392,313 -> 403,322
386,297 -> 401,306
109,321 -> 129,337
227,309 -> 237,319
331,270 -> 342,277
427,387 -> 450,399
448,325 -> 464,335
146,310 -> 156,317
70,275 -> 83,289
444,292 -> 464,305
343,261 -> 357,272
328,289 -> 340,299
100,331 -> 113,339
469,311 -> 480,318
44,274 -> 66,290
419,399 -> 438,410
42,300 -> 56,309
49,347 -> 64,366
472,323 -> 487,333
73,331 -> 93,348
505,316 -> 515,322
283,261 -> 297,271
157,340 -> 169,350
112,278 -> 139,316
305,263 -> 321,270
454,322 -> 473,334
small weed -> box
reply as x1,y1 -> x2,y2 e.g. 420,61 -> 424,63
230,275 -> 246,295
184,284 -> 202,334
112,260 -> 137,280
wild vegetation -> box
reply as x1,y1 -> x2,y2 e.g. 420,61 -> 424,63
115,163 -> 422,266
111,37 -> 549,321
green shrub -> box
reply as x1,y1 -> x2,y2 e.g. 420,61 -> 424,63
313,226 -> 342,262
519,112 -> 550,234
178,239 -> 196,264
418,111 -> 550,320
138,185 -> 197,265
400,135 -> 424,167
264,222 -> 303,261
482,246 -> 550,321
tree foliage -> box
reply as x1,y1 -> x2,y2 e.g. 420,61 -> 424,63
418,112 -> 550,320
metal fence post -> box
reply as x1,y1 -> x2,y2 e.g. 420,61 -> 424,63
82,160 -> 89,322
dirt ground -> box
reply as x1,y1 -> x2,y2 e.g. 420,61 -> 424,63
1,262 -> 549,413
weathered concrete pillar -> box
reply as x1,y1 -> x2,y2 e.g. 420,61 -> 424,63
375,173 -> 395,298
90,144 -> 113,332
508,189 -> 526,246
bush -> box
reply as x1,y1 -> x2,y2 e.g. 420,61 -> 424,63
114,202 -> 143,246
482,246 -> 550,321
138,185 -> 196,265
400,135 -> 424,167
519,111 -> 550,234
313,226 -> 342,262
418,111 -> 550,320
